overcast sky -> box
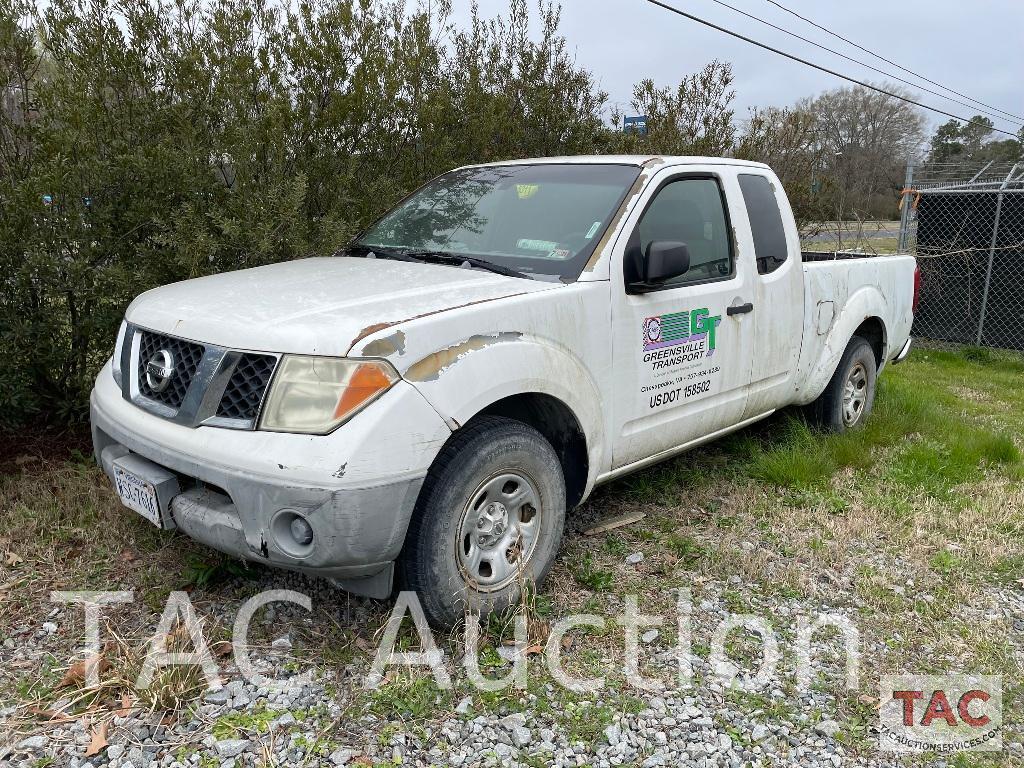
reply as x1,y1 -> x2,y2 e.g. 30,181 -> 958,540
449,0 -> 1024,136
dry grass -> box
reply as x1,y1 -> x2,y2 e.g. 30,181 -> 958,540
0,456 -> 201,631
2,341 -> 1024,759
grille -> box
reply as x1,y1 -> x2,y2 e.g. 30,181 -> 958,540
217,353 -> 277,421
137,331 -> 204,409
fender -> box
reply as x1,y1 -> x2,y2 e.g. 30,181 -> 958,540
795,284 -> 889,406
388,332 -> 605,494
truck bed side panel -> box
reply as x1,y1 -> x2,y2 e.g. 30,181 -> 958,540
793,255 -> 916,405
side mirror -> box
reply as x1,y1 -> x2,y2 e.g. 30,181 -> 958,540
628,241 -> 690,292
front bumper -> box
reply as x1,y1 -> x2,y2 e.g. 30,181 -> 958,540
90,361 -> 452,597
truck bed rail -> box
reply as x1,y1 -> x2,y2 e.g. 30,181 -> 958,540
801,250 -> 905,262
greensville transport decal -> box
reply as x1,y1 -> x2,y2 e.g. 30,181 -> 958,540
641,308 -> 722,409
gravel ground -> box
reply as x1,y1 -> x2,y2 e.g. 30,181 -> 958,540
0,581 -> 847,768
3,549 -> 1020,768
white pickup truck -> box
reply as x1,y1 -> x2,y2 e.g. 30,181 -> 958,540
91,155 -> 917,626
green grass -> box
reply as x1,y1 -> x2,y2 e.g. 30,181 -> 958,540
928,549 -> 962,575
664,533 -> 705,564
574,342 -> 1024,752
572,552 -> 615,591
743,355 -> 1019,493
364,675 -> 453,721
597,342 -> 1023,508
5,340 -> 1024,765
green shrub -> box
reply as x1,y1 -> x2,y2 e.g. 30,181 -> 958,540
0,0 -> 834,426
0,0 -> 611,425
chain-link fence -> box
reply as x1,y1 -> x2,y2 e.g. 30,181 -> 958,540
900,161 -> 1024,350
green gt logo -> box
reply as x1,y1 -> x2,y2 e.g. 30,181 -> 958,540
643,308 -> 721,355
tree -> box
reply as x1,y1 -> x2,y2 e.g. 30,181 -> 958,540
959,116 -> 995,155
735,106 -> 830,230
0,0 -> 611,426
798,84 -> 926,219
925,115 -> 1022,166
927,119 -> 964,165
611,60 -> 736,156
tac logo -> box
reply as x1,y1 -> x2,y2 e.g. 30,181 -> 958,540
879,675 -> 1002,753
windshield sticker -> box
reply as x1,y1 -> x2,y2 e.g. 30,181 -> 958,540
517,238 -> 559,252
585,221 -> 602,239
516,184 -> 540,199
641,308 -> 724,410
548,248 -> 572,260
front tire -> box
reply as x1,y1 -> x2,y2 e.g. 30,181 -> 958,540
398,416 -> 566,628
809,335 -> 877,432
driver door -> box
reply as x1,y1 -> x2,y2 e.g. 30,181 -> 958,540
609,170 -> 756,469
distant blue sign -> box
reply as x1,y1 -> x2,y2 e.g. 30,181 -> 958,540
624,115 -> 647,135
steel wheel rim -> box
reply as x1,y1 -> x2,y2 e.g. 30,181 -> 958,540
842,361 -> 868,426
455,471 -> 543,592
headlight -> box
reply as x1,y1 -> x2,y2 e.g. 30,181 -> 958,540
111,320 -> 128,387
259,356 -> 398,434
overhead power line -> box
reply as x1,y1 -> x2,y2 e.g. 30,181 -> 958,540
761,0 -> 1024,125
703,0 -> 1024,129
642,0 -> 1022,139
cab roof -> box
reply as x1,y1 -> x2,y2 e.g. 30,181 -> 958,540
464,155 -> 771,170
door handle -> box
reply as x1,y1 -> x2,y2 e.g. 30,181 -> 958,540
727,302 -> 754,316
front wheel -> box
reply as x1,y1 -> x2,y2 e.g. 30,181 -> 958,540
397,416 -> 566,628
809,335 -> 877,432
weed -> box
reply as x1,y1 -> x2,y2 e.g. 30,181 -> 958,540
961,345 -> 994,364
929,550 -> 961,575
664,533 -> 705,565
211,707 -> 282,740
561,701 -> 614,744
572,553 -> 614,591
365,675 -> 452,721
603,534 -> 628,557
181,556 -> 252,589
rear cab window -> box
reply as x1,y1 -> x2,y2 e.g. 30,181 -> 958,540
738,173 -> 789,275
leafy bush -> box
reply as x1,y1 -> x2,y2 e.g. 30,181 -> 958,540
0,0 -> 829,426
0,0 -> 611,425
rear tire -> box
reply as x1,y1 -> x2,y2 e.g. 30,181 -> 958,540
397,415 -> 566,629
809,336 -> 877,432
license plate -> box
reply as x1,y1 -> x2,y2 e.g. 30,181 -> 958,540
114,465 -> 163,527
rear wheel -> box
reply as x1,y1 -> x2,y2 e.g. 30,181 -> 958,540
398,416 -> 566,628
809,336 -> 877,432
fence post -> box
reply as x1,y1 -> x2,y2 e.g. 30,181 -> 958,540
976,163 -> 1019,345
897,160 -> 914,253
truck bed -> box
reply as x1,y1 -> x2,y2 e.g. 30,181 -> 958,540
792,251 -> 916,406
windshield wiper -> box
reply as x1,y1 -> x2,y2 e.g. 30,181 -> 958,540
344,244 -> 530,280
402,250 -> 531,280
342,244 -> 419,263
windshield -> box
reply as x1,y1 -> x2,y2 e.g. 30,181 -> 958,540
354,163 -> 642,281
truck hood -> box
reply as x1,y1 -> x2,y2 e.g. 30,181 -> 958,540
125,257 -> 556,356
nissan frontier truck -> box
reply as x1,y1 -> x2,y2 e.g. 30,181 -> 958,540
91,156 -> 916,626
